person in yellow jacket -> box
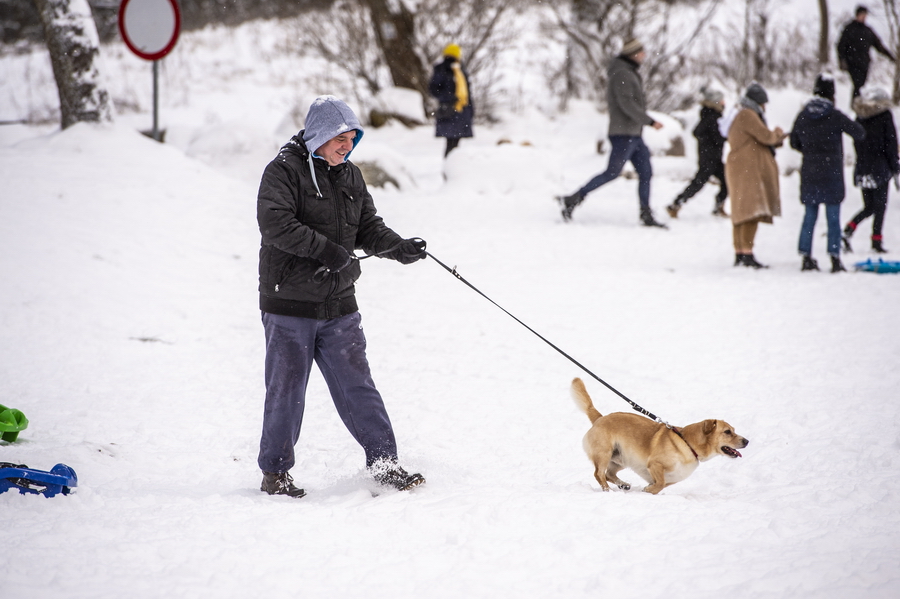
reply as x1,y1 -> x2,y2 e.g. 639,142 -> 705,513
429,43 -> 475,157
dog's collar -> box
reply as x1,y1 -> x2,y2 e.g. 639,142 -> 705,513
671,426 -> 699,460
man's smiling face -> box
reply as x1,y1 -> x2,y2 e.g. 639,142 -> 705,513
317,130 -> 357,166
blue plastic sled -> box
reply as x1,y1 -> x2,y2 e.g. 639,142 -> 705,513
0,463 -> 78,498
854,258 -> 900,274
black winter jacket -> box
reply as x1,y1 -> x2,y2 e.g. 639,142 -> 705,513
693,106 -> 726,168
790,98 -> 865,205
837,20 -> 894,70
853,97 -> 900,189
257,134 -> 404,319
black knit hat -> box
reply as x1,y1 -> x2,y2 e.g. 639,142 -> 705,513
813,73 -> 835,101
745,82 -> 768,105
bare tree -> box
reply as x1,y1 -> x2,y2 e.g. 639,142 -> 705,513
691,0 -> 819,94
882,0 -> 900,102
818,0 -> 830,65
33,0 -> 113,129
362,0 -> 428,95
288,1 -> 386,96
546,0 -> 722,112
292,0 -> 516,121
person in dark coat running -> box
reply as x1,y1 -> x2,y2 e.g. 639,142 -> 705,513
789,74 -> 866,273
844,85 -> 899,253
666,86 -> 729,219
556,38 -> 666,228
837,5 -> 895,99
429,43 -> 474,157
255,96 -> 427,498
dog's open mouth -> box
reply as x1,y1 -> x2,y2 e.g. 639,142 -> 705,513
722,446 -> 742,458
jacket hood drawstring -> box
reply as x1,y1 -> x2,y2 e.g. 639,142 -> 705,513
307,151 -> 323,198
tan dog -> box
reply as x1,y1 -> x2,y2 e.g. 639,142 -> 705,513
570,378 -> 749,494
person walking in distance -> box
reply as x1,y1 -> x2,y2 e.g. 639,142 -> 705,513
556,38 -> 667,228
789,74 -> 865,273
429,43 -> 474,157
725,83 -> 788,269
666,86 -> 729,219
844,85 -> 898,254
837,5 -> 895,99
255,96 -> 428,498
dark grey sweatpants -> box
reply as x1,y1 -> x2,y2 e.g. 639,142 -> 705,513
258,311 -> 398,473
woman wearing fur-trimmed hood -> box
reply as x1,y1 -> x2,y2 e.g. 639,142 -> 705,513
844,86 -> 899,253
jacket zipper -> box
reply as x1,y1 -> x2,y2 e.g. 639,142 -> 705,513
324,164 -> 341,308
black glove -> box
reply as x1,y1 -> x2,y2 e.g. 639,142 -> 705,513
316,240 -> 352,273
392,238 -> 427,264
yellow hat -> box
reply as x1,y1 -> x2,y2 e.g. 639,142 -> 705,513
443,43 -> 461,59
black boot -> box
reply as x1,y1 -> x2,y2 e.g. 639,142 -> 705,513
740,254 -> 768,269
830,255 -> 846,273
556,192 -> 584,222
261,471 -> 306,498
801,255 -> 820,271
872,237 -> 888,253
369,460 -> 425,491
842,223 -> 855,252
712,202 -> 729,218
734,254 -> 744,267
640,208 -> 668,228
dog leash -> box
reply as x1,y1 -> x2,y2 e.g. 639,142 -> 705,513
424,251 -> 670,426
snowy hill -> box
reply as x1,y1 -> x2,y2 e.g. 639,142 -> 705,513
2,3 -> 900,597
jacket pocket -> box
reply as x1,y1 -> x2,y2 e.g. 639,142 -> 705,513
300,186 -> 333,225
342,188 -> 361,226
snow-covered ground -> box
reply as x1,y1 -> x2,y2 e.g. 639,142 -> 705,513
2,4 -> 900,598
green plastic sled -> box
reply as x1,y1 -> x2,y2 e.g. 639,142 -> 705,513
0,404 -> 29,442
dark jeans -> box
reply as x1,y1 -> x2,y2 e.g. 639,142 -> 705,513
799,203 -> 842,257
578,135 -> 653,209
673,160 -> 727,206
849,184 -> 889,237
258,311 -> 398,473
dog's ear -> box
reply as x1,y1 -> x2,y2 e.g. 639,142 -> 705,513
702,419 -> 718,435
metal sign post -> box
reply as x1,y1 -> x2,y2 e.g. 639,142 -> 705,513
118,0 -> 181,142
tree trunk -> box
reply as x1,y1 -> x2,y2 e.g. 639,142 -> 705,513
361,0 -> 427,97
33,0 -> 113,129
818,0 -> 829,65
883,0 -> 900,102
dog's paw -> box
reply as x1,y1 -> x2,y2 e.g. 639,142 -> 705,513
617,482 -> 631,491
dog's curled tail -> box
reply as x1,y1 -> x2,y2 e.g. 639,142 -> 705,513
570,377 -> 603,423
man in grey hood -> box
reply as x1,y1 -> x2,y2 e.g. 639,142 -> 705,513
256,96 -> 427,497
557,38 -> 666,227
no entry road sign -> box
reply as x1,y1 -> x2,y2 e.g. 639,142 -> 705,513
118,0 -> 181,61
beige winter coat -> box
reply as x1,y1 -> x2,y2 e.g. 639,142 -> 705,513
725,108 -> 784,225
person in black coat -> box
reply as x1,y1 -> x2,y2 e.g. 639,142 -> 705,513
666,87 -> 729,219
790,74 -> 866,273
429,43 -> 474,157
837,5 -> 895,99
845,86 -> 899,253
255,96 -> 427,497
